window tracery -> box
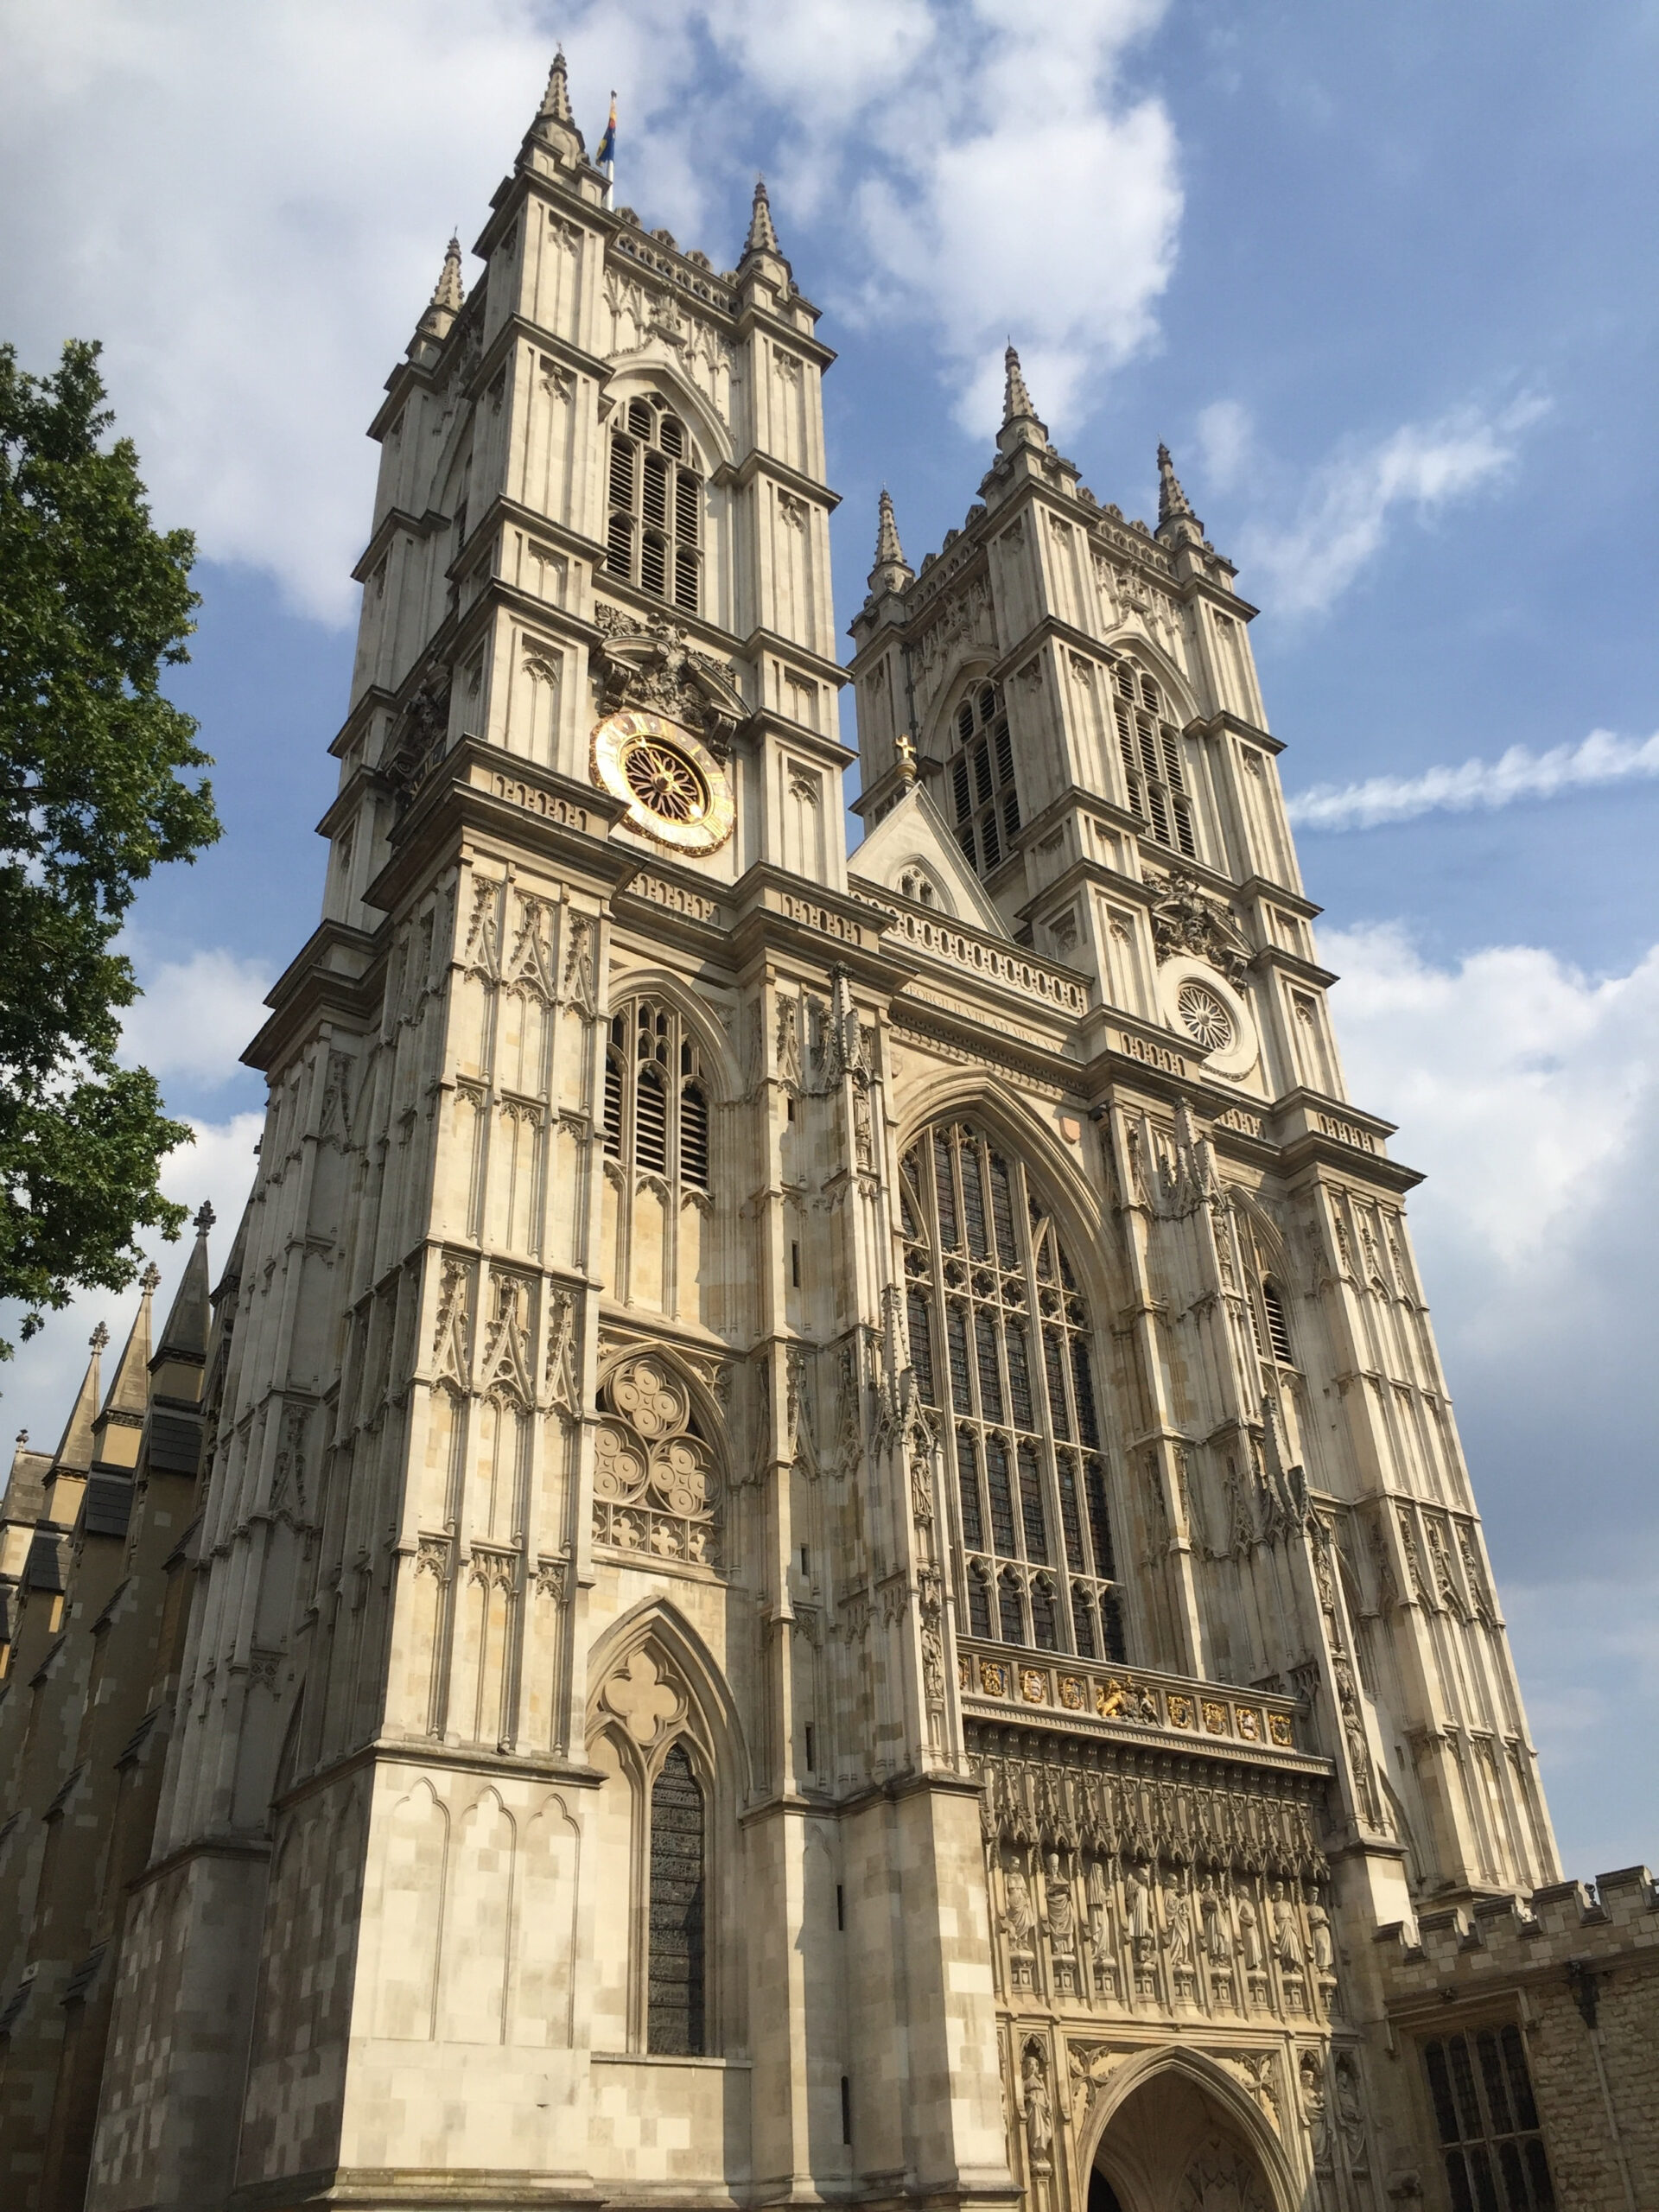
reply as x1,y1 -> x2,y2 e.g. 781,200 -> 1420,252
900,1121 -> 1127,1660
604,998 -> 710,1188
592,1353 -> 720,1567
647,1742 -> 706,2055
946,682 -> 1020,878
605,394 -> 702,614
1113,660 -> 1196,858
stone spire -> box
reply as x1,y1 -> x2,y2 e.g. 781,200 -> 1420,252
100,1268 -> 158,1428
867,487 -> 913,596
49,1328 -> 105,1478
414,235 -> 465,350
155,1205 -> 214,1370
538,45 -> 574,127
743,175 -> 781,259
996,342 -> 1049,456
1155,442 -> 1205,546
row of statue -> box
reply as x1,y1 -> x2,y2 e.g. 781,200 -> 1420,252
996,1847 -> 1339,2017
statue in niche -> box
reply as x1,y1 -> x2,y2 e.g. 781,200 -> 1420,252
1269,1882 -> 1304,1971
1163,1878 -> 1194,1968
1044,1853 -> 1077,1956
1126,1861 -> 1155,1961
1087,1859 -> 1114,1953
1021,2044 -> 1053,2172
1236,1894 -> 1263,1973
1002,1864 -> 1038,1949
1200,1874 -> 1231,1963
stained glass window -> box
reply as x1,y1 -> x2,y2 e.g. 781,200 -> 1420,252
1422,2029 -> 1554,2212
648,1743 -> 706,2055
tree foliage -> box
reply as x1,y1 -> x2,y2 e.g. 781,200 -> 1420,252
0,340 -> 220,1354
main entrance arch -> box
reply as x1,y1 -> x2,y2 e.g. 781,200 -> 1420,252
1084,2053 -> 1295,2212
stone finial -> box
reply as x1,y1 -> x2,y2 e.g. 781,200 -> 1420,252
194,1199 -> 216,1236
140,1262 -> 162,1294
431,235 -> 465,315
996,343 -> 1050,457
538,45 -> 574,125
89,1321 -> 110,1354
15,1429 -> 27,1447
1155,442 -> 1205,544
868,487 -> 914,595
744,175 -> 781,258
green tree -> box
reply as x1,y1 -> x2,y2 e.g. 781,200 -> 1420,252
0,340 -> 220,1357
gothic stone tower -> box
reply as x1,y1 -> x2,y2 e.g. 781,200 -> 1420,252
79,58 -> 1562,2212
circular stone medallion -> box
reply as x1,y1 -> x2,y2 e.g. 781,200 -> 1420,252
591,709 -> 734,854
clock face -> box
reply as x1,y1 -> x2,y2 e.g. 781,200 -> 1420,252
590,709 -> 734,855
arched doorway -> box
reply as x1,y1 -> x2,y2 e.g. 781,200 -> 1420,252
1089,2062 -> 1285,2212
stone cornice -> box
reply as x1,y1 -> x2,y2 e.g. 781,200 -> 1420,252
717,447 -> 842,513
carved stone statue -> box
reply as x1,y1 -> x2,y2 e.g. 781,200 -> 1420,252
1269,1881 -> 1304,1971
1200,1875 -> 1231,1963
1126,1861 -> 1155,1959
1163,1878 -> 1194,1969
1001,1865 -> 1038,1952
1308,1899 -> 1336,1980
1087,1859 -> 1113,1952
1021,2044 -> 1053,2171
1044,1853 -> 1077,1955
1236,1894 -> 1263,1973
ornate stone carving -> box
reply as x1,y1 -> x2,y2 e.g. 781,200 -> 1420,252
591,1353 -> 720,1567
591,604 -> 747,756
601,1646 -> 685,1749
431,1256 -> 473,1395
1146,866 -> 1253,985
1020,2038 -> 1052,2174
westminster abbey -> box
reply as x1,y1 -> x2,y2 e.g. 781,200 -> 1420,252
3,50 -> 1656,2212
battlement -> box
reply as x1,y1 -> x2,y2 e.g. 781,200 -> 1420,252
1376,1864 -> 1659,2002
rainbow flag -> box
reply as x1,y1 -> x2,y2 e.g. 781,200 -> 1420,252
596,94 -> 616,167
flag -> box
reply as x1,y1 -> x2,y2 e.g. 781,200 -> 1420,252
596,93 -> 616,167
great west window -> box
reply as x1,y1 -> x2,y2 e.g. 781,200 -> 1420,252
1422,2028 -> 1554,2212
899,1122 -> 1127,1661
947,683 -> 1020,879
605,395 -> 702,614
1113,662 -> 1195,858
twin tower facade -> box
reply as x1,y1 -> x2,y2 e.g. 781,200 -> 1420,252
4,53 -> 1654,2212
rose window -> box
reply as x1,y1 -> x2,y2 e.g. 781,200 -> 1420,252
1175,979 -> 1234,1054
623,735 -> 709,826
593,1354 -> 719,1568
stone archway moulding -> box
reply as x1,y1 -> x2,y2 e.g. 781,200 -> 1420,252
1074,2047 -> 1301,2212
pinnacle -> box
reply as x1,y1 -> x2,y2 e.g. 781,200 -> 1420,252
1155,442 -> 1204,541
1002,343 -> 1037,427
743,175 -> 781,258
430,234 -> 465,315
874,488 -> 906,570
539,45 -> 574,125
194,1199 -> 216,1236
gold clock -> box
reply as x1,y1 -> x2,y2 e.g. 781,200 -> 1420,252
590,709 -> 734,855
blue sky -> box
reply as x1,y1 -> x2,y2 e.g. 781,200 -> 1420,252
3,0 -> 1656,1878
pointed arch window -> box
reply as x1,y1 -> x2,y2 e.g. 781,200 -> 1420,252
603,999 -> 710,1190
1112,661 -> 1196,858
899,1121 -> 1128,1661
648,1742 -> 706,2054
946,681 -> 1020,879
605,394 -> 702,613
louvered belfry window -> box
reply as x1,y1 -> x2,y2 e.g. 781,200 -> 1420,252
603,999 -> 709,1189
946,683 -> 1020,879
647,1742 -> 706,2055
605,394 -> 702,614
899,1122 -> 1127,1661
1113,662 -> 1196,857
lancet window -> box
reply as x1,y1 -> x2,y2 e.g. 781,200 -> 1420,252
647,1742 -> 706,2055
899,1122 -> 1127,1661
1113,661 -> 1196,858
946,682 -> 1020,878
605,395 -> 702,614
603,999 -> 710,1190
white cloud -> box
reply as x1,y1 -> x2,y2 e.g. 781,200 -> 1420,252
1325,920 -> 1659,1867
1287,727 -> 1659,832
1194,398 -> 1252,492
0,0 -> 1180,621
0,1109 -> 264,1447
119,944 -> 275,1088
1237,395 -> 1548,617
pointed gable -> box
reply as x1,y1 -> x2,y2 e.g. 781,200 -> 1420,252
849,781 -> 1011,937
